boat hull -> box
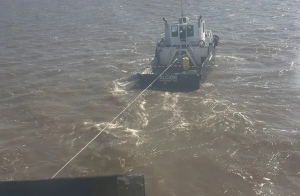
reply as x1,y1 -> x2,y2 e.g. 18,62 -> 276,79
138,73 -> 201,90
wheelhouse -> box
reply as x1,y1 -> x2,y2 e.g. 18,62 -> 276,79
163,16 -> 206,47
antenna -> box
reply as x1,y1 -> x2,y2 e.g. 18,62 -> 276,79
181,0 -> 184,18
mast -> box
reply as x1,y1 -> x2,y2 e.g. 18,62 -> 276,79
180,0 -> 183,50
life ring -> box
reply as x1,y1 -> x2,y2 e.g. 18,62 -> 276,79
198,40 -> 205,47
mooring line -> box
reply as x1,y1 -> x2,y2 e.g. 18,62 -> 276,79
52,62 -> 174,179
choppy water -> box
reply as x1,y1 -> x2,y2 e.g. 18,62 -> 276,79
0,0 -> 300,195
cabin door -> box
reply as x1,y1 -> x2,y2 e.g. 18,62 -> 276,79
179,26 -> 186,40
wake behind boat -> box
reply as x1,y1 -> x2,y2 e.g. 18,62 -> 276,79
138,12 -> 219,90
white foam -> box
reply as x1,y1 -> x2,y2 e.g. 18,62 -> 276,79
230,150 -> 238,157
111,80 -> 129,95
124,128 -> 139,137
162,92 -> 179,111
202,83 -> 214,87
217,55 -> 246,61
138,100 -> 149,127
139,100 -> 146,111
95,122 -> 123,130
235,172 -> 247,180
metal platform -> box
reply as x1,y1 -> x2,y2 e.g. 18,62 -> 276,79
0,175 -> 145,196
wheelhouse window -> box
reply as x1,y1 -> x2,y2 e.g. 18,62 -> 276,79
171,26 -> 178,37
187,25 -> 194,37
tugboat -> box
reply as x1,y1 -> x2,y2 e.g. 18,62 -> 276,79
138,11 -> 219,90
